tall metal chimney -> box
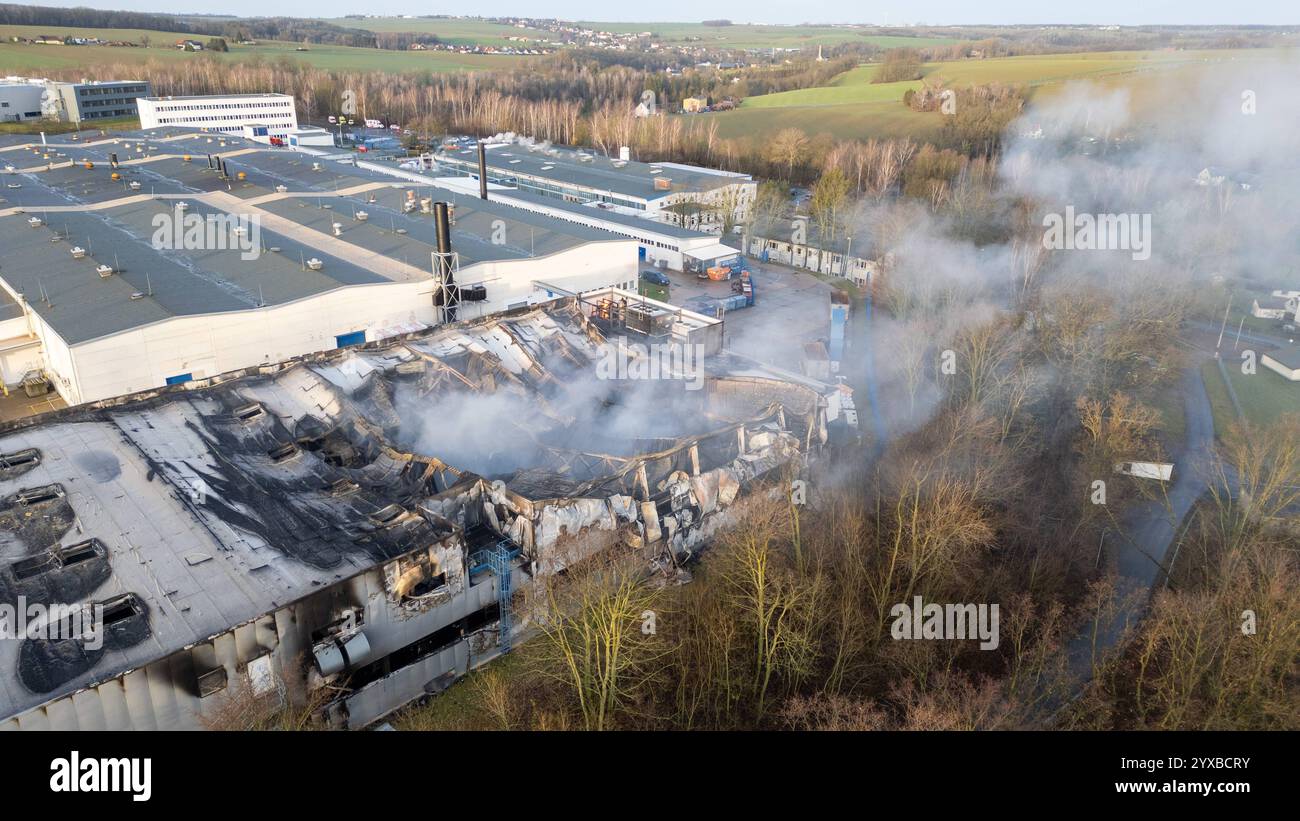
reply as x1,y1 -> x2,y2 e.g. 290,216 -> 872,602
476,141 -> 488,200
434,201 -> 452,267
433,201 -> 457,322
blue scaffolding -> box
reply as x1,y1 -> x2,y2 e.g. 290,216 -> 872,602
469,541 -> 522,653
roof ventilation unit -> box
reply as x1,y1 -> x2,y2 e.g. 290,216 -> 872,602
96,264 -> 113,278
328,478 -> 360,496
69,246 -> 86,258
306,258 -> 324,271
233,402 -> 265,423
267,442 -> 299,463
27,216 -> 42,228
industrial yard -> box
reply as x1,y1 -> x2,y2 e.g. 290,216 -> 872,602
0,10 -> 1293,800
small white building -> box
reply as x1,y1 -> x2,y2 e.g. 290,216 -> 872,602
137,93 -> 298,135
1251,295 -> 1298,320
1262,345 -> 1300,382
284,127 -> 336,148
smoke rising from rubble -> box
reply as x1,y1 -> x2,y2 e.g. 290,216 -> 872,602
392,347 -> 713,480
848,52 -> 1300,440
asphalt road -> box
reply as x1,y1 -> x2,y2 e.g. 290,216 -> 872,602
1058,364 -> 1217,701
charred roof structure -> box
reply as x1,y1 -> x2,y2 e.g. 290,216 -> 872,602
0,297 -> 840,729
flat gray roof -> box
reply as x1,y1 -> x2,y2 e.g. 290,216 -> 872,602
0,129 -> 639,343
498,186 -> 713,240
440,141 -> 750,202
141,93 -> 290,101
0,200 -> 394,344
1264,344 -> 1300,371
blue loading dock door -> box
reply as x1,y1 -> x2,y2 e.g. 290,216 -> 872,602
165,373 -> 193,385
335,331 -> 366,348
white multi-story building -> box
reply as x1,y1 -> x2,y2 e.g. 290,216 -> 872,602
136,93 -> 298,135
1,77 -> 150,123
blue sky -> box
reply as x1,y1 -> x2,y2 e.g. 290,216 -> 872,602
16,1 -> 1297,26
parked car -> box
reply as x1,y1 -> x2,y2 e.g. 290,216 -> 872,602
640,270 -> 671,287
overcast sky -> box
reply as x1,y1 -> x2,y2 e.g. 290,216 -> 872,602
15,1 -> 1297,26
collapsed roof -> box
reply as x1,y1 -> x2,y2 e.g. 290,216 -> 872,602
0,298 -> 831,719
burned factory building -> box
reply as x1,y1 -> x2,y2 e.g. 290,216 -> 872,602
0,296 -> 840,730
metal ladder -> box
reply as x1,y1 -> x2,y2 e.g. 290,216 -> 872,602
470,540 -> 521,653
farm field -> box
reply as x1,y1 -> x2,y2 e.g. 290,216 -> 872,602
576,21 -> 961,50
0,24 -> 523,73
320,17 -> 556,47
699,48 -> 1282,142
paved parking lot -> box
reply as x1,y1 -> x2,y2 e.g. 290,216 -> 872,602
0,388 -> 65,424
659,261 -> 837,373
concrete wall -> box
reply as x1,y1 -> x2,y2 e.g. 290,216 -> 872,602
454,240 -> 639,317
64,279 -> 435,404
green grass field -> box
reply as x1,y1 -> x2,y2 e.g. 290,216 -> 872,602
0,115 -> 138,135
699,48 -> 1282,143
321,17 -> 556,47
575,21 -> 960,50
0,24 -> 523,74
1201,359 -> 1299,436
321,18 -> 962,51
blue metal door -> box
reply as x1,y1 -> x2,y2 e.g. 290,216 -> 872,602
335,331 -> 366,348
165,373 -> 193,385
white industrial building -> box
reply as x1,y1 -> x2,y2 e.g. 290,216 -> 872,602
1,77 -> 151,123
392,156 -> 744,274
0,78 -> 46,123
433,137 -> 757,235
136,93 -> 298,135
0,130 -> 638,405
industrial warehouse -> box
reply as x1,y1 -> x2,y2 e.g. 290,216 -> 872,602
0,293 -> 845,730
0,128 -> 642,404
428,135 -> 756,237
